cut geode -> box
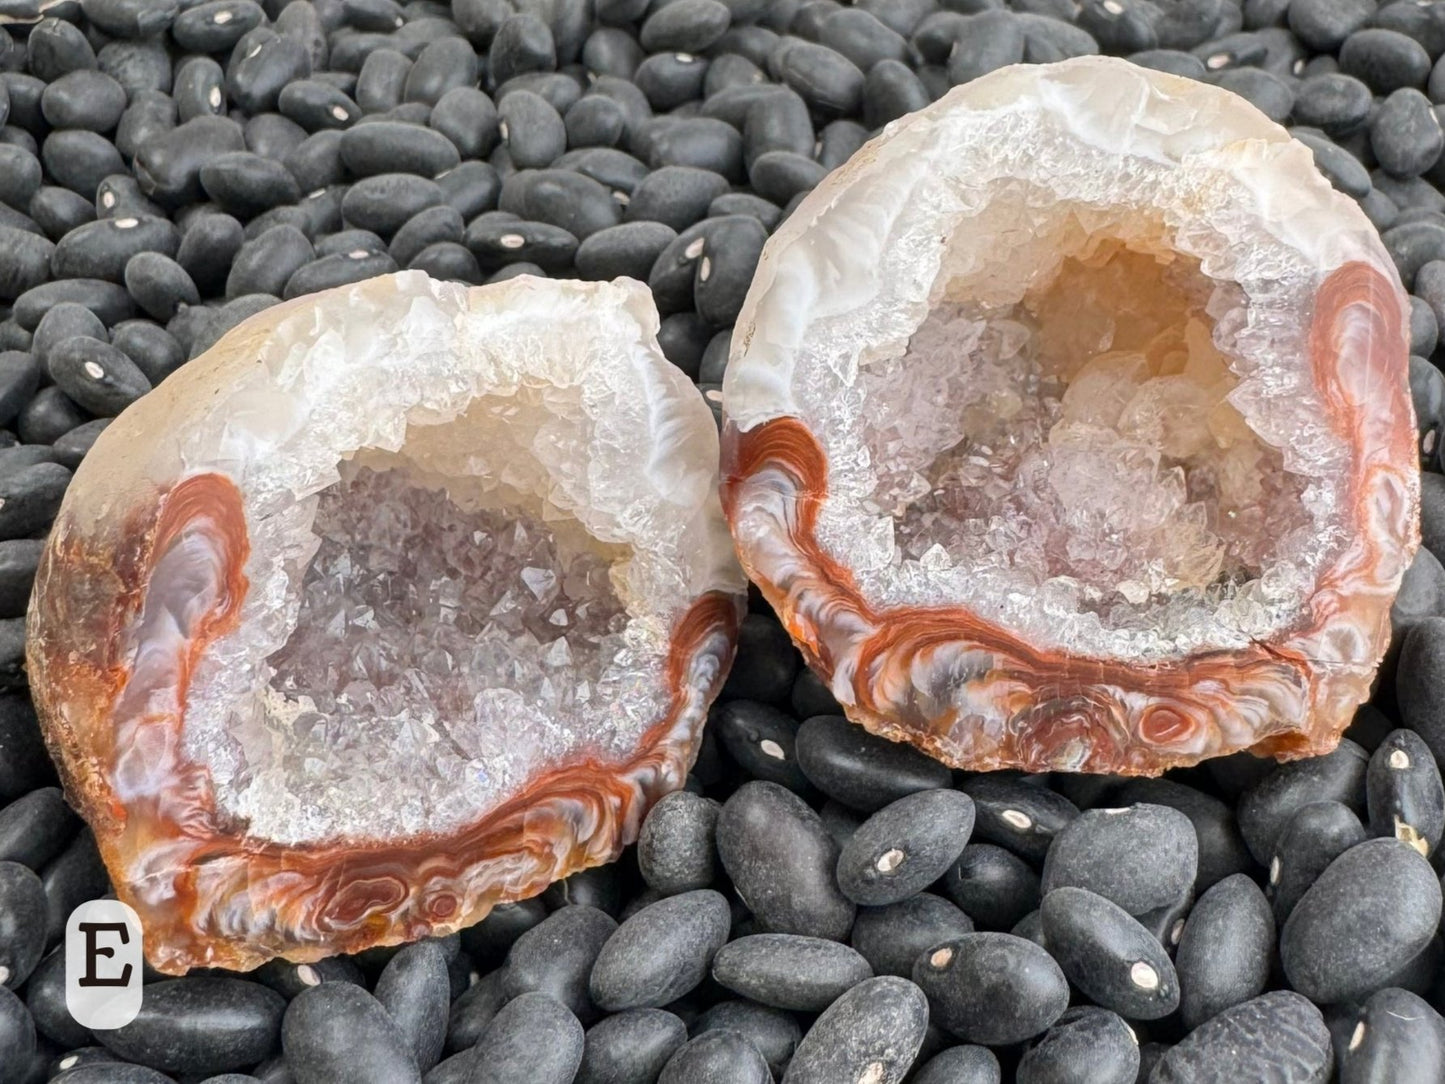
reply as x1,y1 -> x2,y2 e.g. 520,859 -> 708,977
27,271 -> 745,972
721,57 -> 1418,776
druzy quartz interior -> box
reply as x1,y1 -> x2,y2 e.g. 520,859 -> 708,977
27,271 -> 745,972
722,57 -> 1418,775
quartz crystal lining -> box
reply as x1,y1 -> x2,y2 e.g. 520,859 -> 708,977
27,271 -> 745,972
722,56 -> 1417,776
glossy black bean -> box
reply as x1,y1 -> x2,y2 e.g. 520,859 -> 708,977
277,78 -> 360,131
942,842 -> 1040,930
791,715 -> 951,812
1366,728 -> 1445,857
717,780 -> 855,941
0,983 -> 33,1081
52,212 -> 177,283
282,982 -> 420,1084
340,172 -> 444,234
960,775 -> 1080,862
948,10 -> 1026,82
1281,837 -> 1442,1004
711,699 -> 811,793
912,932 -> 1069,1046
624,166 -> 728,231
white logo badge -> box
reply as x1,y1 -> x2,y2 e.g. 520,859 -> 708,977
65,899 -> 143,1029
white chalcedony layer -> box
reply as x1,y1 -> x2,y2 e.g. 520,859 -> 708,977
723,55 -> 1394,663
97,272 -> 744,846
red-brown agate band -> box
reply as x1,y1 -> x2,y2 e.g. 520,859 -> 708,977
29,473 -> 741,973
721,261 -> 1417,776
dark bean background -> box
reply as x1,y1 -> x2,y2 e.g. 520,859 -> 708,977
0,0 -> 1443,1082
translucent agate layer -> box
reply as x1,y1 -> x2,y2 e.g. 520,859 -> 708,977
28,272 -> 745,972
722,56 -> 1418,776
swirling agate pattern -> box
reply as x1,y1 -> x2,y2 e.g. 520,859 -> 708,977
721,59 -> 1418,776
28,273 -> 744,973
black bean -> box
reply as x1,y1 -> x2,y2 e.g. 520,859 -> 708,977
135,116 -> 247,206
27,17 -> 96,82
960,775 -> 1079,862
228,31 -> 312,115
0,226 -> 51,302
173,1 -> 267,53
711,699 -> 810,793
39,70 -> 124,136
50,417 -> 108,469
339,120 -> 459,180
28,185 -> 95,244
340,172 -> 443,234
1080,0 -> 1159,53
1289,0 -> 1373,49
175,56 -> 227,123
427,86 -> 497,160
282,982 -> 420,1084
1340,27 -> 1432,92
659,1030 -> 769,1084
850,893 -> 974,979
912,1045 -> 1002,1084
0,860 -> 45,988
777,976 -> 925,1084
124,252 -> 199,320
1294,72 -> 1373,133
0,354 -> 36,435
1237,738 -> 1368,863
1339,987 -> 1445,1083
0,786 -> 76,871
1293,128 -> 1372,197
624,166 -> 728,231
372,941 -> 447,1074
0,697 -> 51,806
356,48 -> 412,113
197,151 -> 301,215
224,223 -> 313,299
833,790 -> 973,908
383,205 -> 460,266
1372,87 -> 1445,178
408,239 -> 479,280
1153,991 -> 1330,1083
630,55 -> 705,113
490,13 -> 557,86
464,213 -> 577,271
0,984 -> 33,1081
772,38 -> 864,115
941,842 -> 1040,930
792,715 -> 951,812
1411,293 -> 1440,355
581,26 -> 644,80
24,946 -> 85,1050
863,59 -> 931,128
47,336 -> 150,415
1115,778 -> 1252,893
1174,873 -> 1273,1029
564,95 -> 626,149
702,83 -> 789,129
710,934 -> 870,1012
115,91 -> 177,163
17,387 -> 87,445
697,329 -> 730,384
496,71 -> 585,115
748,149 -> 827,205
912,932 -> 1069,1045
41,129 -> 125,200
636,789 -> 720,897
577,1008 -> 687,1084
718,780 -> 856,941
1366,728 -> 1445,857
97,977 -> 284,1076
511,168 -> 622,238
442,968 -> 505,1054
82,0 -> 180,38
1040,803 -> 1197,915
403,36 -> 478,106
277,79 -> 360,131
653,310 -> 710,377
690,212 -> 764,325
189,293 -> 279,355
574,219 -> 676,280
0,535 -> 36,616
948,10 -> 1026,84
176,211 -> 245,296
1214,65 -> 1295,120
1281,837 -> 1441,1003
37,828 -> 107,946
0,144 -> 39,213
1039,886 -> 1180,1020
96,176 -> 165,223
640,0 -> 730,53
1017,1007 -> 1139,1084
498,89 -> 566,168
465,991 -> 583,1084
248,108 -> 310,158
589,889 -> 731,1011
0,460 -> 69,538
502,904 -> 616,1022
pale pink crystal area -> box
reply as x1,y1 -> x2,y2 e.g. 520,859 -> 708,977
863,236 -> 1313,628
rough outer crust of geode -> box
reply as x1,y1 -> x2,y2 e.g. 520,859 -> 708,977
28,271 -> 745,973
721,56 -> 1418,777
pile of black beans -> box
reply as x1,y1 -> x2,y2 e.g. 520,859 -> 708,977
2,0 -> 1445,1081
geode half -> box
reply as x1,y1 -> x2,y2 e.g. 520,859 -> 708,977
722,56 -> 1418,776
28,271 -> 745,972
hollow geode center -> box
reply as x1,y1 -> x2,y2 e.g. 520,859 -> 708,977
28,273 -> 744,972
723,57 -> 1418,775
